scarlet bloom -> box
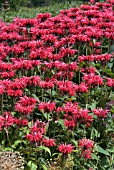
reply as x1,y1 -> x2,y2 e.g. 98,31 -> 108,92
82,149 -> 92,159
26,133 -> 42,142
1,112 -> 15,129
31,120 -> 46,134
64,119 -> 75,129
58,144 -> 74,154
15,96 -> 37,114
92,108 -> 109,118
38,101 -> 56,112
79,109 -> 93,127
106,78 -> 114,87
20,119 -> 28,126
42,138 -> 56,147
30,76 -> 41,86
78,82 -> 88,93
7,89 -> 23,97
26,120 -> 46,143
78,139 -> 94,150
0,116 -> 5,130
0,85 -> 5,95
79,139 -> 94,159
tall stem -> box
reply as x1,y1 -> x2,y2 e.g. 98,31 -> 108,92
108,39 -> 111,54
5,128 -> 12,148
1,94 -> 3,114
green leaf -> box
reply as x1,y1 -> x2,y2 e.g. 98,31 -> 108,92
31,94 -> 40,102
92,153 -> 99,160
52,153 -> 59,157
71,139 -> 78,147
12,140 -> 27,148
45,123 -> 49,133
42,112 -> 51,120
108,62 -> 113,69
12,140 -> 22,148
97,145 -> 110,156
27,161 -> 37,170
58,119 -> 66,130
106,148 -> 114,153
93,38 -> 96,44
67,97 -> 76,101
40,164 -> 48,170
39,146 -> 51,156
90,127 -> 100,139
97,97 -> 107,108
11,112 -> 16,116
3,147 -> 12,151
88,102 -> 97,110
96,69 -> 100,75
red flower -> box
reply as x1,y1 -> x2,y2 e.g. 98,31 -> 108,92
92,108 -> 109,118
21,119 -> 28,126
0,85 -> 5,95
82,149 -> 92,159
31,120 -> 46,134
58,144 -> 74,154
0,116 -> 5,130
46,101 -> 56,112
79,139 -> 94,150
42,138 -> 56,147
64,119 -> 75,129
2,112 -> 15,129
106,78 -> 114,87
26,120 -> 46,143
79,139 -> 94,159
26,133 -> 42,142
78,82 -> 88,93
15,96 -> 37,114
79,109 -> 93,126
7,89 -> 23,97
31,76 -> 41,86
39,81 -> 54,89
38,101 -> 56,112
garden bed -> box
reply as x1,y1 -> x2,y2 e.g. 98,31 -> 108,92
0,0 -> 114,169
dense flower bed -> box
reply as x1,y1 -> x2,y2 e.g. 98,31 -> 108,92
0,0 -> 114,169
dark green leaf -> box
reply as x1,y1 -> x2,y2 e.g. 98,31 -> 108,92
97,145 -> 110,156
39,146 -> 51,156
27,161 -> 37,170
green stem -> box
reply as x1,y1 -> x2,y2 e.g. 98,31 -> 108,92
101,37 -> 103,54
108,39 -> 111,53
11,126 -> 19,143
60,154 -> 67,169
1,94 -> 3,114
86,44 -> 88,56
42,89 -> 44,101
5,128 -> 12,148
78,68 -> 80,84
78,44 -> 80,56
50,89 -> 52,100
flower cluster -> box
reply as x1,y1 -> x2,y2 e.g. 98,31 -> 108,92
0,112 -> 15,130
38,101 -> 56,112
58,144 -> 74,155
15,96 -> 37,115
0,112 -> 28,130
57,102 -> 93,129
92,108 -> 109,118
26,120 -> 46,143
78,139 -> 94,159
26,120 -> 56,147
